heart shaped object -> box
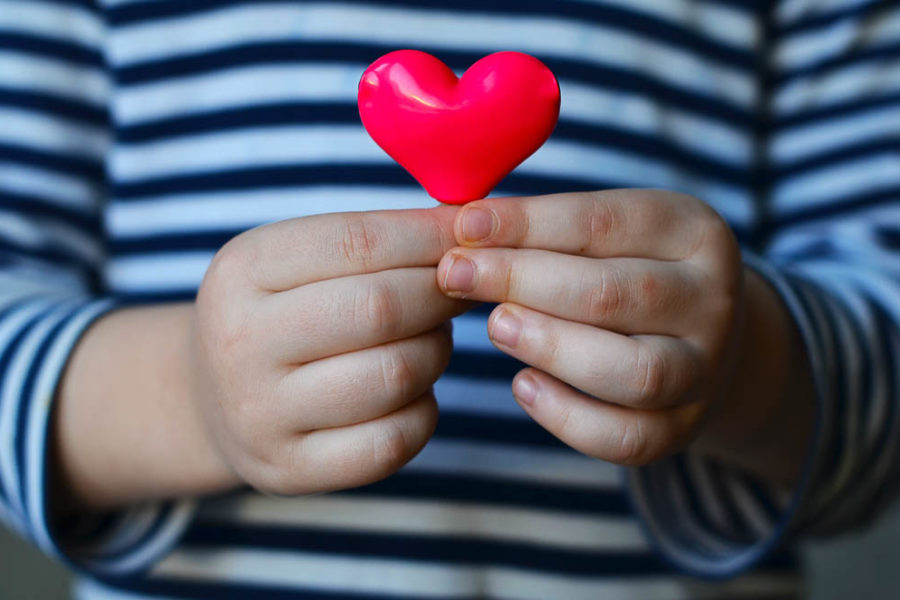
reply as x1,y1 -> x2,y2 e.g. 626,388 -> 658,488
358,50 -> 560,204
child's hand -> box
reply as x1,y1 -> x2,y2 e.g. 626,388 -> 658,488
191,207 -> 469,495
437,190 -> 745,466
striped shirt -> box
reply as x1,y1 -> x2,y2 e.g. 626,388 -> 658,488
1,0 -> 899,598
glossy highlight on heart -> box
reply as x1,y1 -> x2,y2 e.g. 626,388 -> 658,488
358,50 -> 561,204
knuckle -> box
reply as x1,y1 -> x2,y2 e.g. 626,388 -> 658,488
208,237 -> 242,279
200,237 -> 244,299
588,269 -> 626,322
695,265 -> 740,334
692,205 -> 736,258
357,280 -> 402,339
636,272 -> 660,307
539,323 -> 563,371
379,345 -> 418,398
613,420 -> 658,466
370,419 -> 415,477
585,199 -> 616,253
506,203 -> 532,246
197,246 -> 256,356
635,345 -> 667,407
554,399 -> 577,440
429,209 -> 455,250
339,214 -> 380,268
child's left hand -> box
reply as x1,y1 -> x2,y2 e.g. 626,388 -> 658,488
437,190 -> 746,465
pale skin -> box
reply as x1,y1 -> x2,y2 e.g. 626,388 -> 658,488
52,190 -> 815,514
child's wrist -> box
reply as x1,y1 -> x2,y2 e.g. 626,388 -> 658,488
180,304 -> 244,495
52,304 -> 243,514
694,268 -> 815,486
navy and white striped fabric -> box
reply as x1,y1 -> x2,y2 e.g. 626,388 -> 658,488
0,0 -> 898,598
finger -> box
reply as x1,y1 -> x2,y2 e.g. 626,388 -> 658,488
258,267 -> 471,363
274,325 -> 452,431
453,189 -> 715,260
437,248 -> 703,336
487,304 -> 704,409
261,392 -> 438,496
511,368 -> 703,465
226,205 -> 460,292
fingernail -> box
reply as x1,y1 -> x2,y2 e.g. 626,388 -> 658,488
443,255 -> 475,293
491,309 -> 521,348
461,207 -> 495,243
514,374 -> 538,407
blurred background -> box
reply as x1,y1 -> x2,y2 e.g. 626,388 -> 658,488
2,501 -> 900,599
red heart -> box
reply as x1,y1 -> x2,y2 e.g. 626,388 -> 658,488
358,50 -> 560,204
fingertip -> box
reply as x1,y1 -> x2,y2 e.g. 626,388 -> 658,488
488,303 -> 523,349
456,203 -> 498,245
435,251 -> 455,292
512,369 -> 540,408
437,251 -> 477,296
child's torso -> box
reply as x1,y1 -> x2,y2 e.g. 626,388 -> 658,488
84,2 -> 799,598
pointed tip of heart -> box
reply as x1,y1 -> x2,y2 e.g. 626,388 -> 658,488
431,192 -> 486,205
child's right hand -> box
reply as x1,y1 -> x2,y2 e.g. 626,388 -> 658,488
190,207 -> 470,496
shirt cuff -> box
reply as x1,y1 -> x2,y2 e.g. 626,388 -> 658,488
626,251 -> 831,578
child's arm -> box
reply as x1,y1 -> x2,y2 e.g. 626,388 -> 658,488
53,209 -> 470,511
51,304 -> 233,513
0,0 -> 158,573
0,1 -> 469,574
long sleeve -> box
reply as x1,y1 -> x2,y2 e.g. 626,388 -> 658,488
628,1 -> 900,577
0,0 -> 193,576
